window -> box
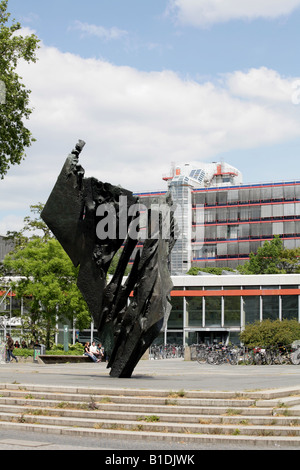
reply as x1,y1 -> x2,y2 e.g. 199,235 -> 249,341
261,187 -> 272,202
249,188 -> 261,203
273,222 -> 283,235
224,296 -> 241,327
282,296 -> 299,320
262,296 -> 279,321
239,189 -> 249,203
243,296 -> 260,324
261,205 -> 272,219
284,204 -> 295,218
186,297 -> 203,327
272,186 -> 284,201
205,208 -> 216,223
284,185 -> 295,200
168,297 -> 183,328
273,204 -> 284,218
206,192 -> 217,206
228,208 -> 238,222
205,297 -> 221,327
217,192 -> 227,205
240,208 -> 250,221
227,190 -> 239,204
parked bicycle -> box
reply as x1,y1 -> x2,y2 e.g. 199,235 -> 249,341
149,343 -> 184,360
194,342 -> 240,365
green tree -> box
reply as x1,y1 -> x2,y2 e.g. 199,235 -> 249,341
238,236 -> 300,274
240,319 -> 300,348
3,237 -> 91,348
0,0 -> 39,178
187,266 -> 235,275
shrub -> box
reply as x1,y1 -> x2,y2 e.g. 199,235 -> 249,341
14,348 -> 34,358
47,342 -> 84,355
240,319 -> 300,348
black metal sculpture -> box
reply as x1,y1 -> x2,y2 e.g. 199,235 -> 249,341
41,141 -> 176,377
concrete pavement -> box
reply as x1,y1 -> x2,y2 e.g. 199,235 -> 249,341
1,358 -> 300,392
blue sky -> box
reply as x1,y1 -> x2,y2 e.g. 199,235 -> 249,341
1,0 -> 300,233
8,0 -> 300,75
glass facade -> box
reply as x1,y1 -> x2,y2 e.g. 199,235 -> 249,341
191,182 -> 300,269
166,275 -> 300,346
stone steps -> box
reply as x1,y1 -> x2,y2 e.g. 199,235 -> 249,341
0,384 -> 300,447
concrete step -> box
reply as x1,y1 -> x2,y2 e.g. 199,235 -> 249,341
0,396 -> 277,417
0,388 -> 256,407
1,383 -> 300,447
0,402 -> 295,425
1,410 -> 300,436
1,404 -> 300,429
2,382 -> 300,399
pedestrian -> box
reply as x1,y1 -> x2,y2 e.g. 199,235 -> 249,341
6,333 -> 18,363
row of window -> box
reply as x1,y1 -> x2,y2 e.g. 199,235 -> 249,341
192,239 -> 300,261
192,184 -> 300,206
168,295 -> 299,329
192,203 -> 300,224
192,222 -> 300,243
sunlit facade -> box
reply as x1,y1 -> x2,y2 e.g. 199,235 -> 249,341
164,273 -> 300,346
138,161 -> 300,275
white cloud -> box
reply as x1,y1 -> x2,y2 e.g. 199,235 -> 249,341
71,20 -> 128,41
0,215 -> 25,235
226,67 -> 299,102
167,0 -> 300,27
1,39 -> 300,232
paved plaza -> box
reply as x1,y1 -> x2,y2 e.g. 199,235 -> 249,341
1,358 -> 300,392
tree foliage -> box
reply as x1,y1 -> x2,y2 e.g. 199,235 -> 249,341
0,0 -> 39,178
238,236 -> 300,274
3,237 -> 91,347
187,266 -> 235,275
2,204 -> 91,347
240,319 -> 300,348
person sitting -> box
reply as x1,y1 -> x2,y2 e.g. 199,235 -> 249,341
83,342 -> 100,362
90,341 -> 101,359
97,343 -> 105,361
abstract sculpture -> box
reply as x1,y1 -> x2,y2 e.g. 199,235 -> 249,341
41,141 -> 176,377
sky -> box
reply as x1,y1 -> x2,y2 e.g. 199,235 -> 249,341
1,0 -> 300,234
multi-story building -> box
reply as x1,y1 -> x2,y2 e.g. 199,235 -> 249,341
138,161 -> 300,275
